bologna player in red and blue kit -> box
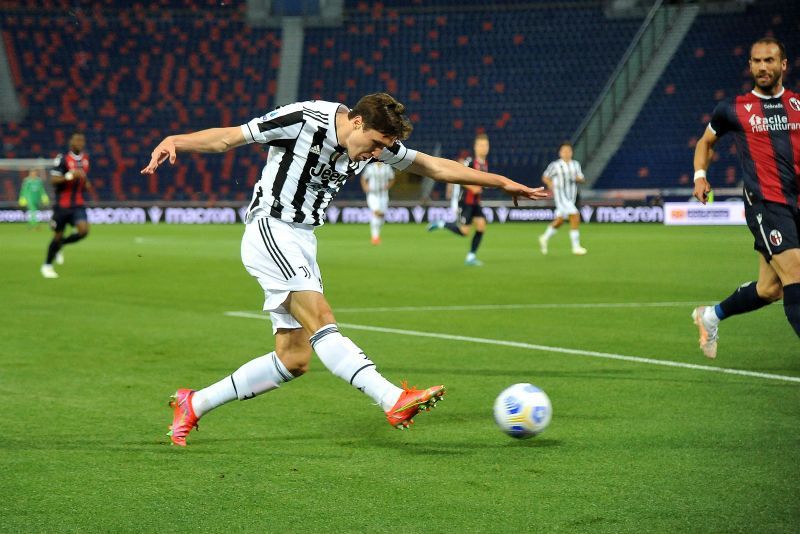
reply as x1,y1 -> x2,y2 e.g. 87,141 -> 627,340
41,132 -> 92,279
692,38 -> 800,356
427,133 -> 491,266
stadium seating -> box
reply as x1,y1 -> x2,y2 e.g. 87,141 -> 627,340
301,2 -> 640,199
0,2 -> 280,202
0,2 -> 640,201
596,0 -> 800,190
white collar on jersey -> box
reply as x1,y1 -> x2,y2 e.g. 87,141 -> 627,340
750,87 -> 785,100
69,151 -> 84,159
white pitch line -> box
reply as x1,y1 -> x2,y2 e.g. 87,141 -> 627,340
224,311 -> 800,385
230,301 -> 703,314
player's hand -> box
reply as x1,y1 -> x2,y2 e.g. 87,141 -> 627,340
693,177 -> 711,204
503,182 -> 548,206
141,137 -> 177,175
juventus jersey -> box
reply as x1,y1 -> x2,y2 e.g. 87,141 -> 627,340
544,158 -> 583,205
241,100 -> 417,226
361,162 -> 395,193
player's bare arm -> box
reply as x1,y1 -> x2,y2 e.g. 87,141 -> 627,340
360,175 -> 369,193
542,175 -> 553,190
408,151 -> 547,203
693,126 -> 719,204
141,126 -> 247,175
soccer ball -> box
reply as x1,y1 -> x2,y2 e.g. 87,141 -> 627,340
493,383 -> 552,439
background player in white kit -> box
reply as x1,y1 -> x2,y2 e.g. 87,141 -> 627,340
538,141 -> 587,256
141,92 -> 547,446
360,161 -> 395,245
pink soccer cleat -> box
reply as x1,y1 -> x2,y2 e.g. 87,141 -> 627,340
385,383 -> 446,429
167,388 -> 199,447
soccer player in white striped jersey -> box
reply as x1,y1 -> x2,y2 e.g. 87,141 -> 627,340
538,142 -> 587,255
360,161 -> 395,245
142,93 -> 547,446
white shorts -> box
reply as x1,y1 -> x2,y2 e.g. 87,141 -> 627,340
366,192 -> 388,213
240,216 -> 323,334
554,199 -> 578,218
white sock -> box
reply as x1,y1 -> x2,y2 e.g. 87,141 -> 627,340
704,306 -> 721,326
310,324 -> 402,411
570,230 -> 581,248
191,351 -> 293,418
543,226 -> 557,240
370,217 -> 381,239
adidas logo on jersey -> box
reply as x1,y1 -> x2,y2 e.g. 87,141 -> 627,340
309,145 -> 322,155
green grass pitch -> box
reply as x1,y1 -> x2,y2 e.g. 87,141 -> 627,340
2,221 -> 798,531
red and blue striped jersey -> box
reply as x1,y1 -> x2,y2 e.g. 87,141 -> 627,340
460,156 -> 488,206
51,151 -> 90,209
709,88 -> 800,207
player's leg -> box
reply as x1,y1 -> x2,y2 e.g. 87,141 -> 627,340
189,326 -> 307,416
465,215 -> 486,266
367,193 -> 382,244
168,220 -> 319,445
370,210 -> 383,244
539,213 -> 563,254
26,201 -> 38,228
286,290 -> 402,409
568,212 -> 586,255
769,248 -> 800,336
42,211 -> 67,278
693,255 -> 782,358
287,289 -> 445,428
62,213 -> 89,246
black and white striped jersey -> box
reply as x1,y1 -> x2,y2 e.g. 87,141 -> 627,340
240,100 -> 417,226
361,162 -> 395,194
543,159 -> 583,205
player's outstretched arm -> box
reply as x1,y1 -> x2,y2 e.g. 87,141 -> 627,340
407,151 -> 547,205
141,127 -> 247,175
692,127 -> 718,204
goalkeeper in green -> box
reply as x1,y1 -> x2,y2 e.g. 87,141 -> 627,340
18,169 -> 49,228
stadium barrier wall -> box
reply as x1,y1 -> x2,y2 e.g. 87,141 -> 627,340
663,201 -> 746,225
0,202 -> 668,225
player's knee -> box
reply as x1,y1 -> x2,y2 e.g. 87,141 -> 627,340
277,346 -> 312,376
757,280 -> 783,302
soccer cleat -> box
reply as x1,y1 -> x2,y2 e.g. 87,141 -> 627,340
371,236 -> 381,245
385,383 -> 446,429
692,306 -> 718,359
572,246 -> 587,256
55,252 -> 64,265
167,388 -> 199,446
427,220 -> 445,232
465,257 -> 483,266
40,264 -> 59,279
538,235 -> 548,255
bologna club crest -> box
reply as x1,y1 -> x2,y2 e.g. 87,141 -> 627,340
769,229 -> 783,247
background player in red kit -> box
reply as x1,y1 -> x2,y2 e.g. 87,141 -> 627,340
427,133 -> 490,266
41,132 -> 92,279
692,38 -> 800,355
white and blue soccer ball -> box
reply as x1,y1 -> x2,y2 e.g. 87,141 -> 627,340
493,383 -> 552,439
